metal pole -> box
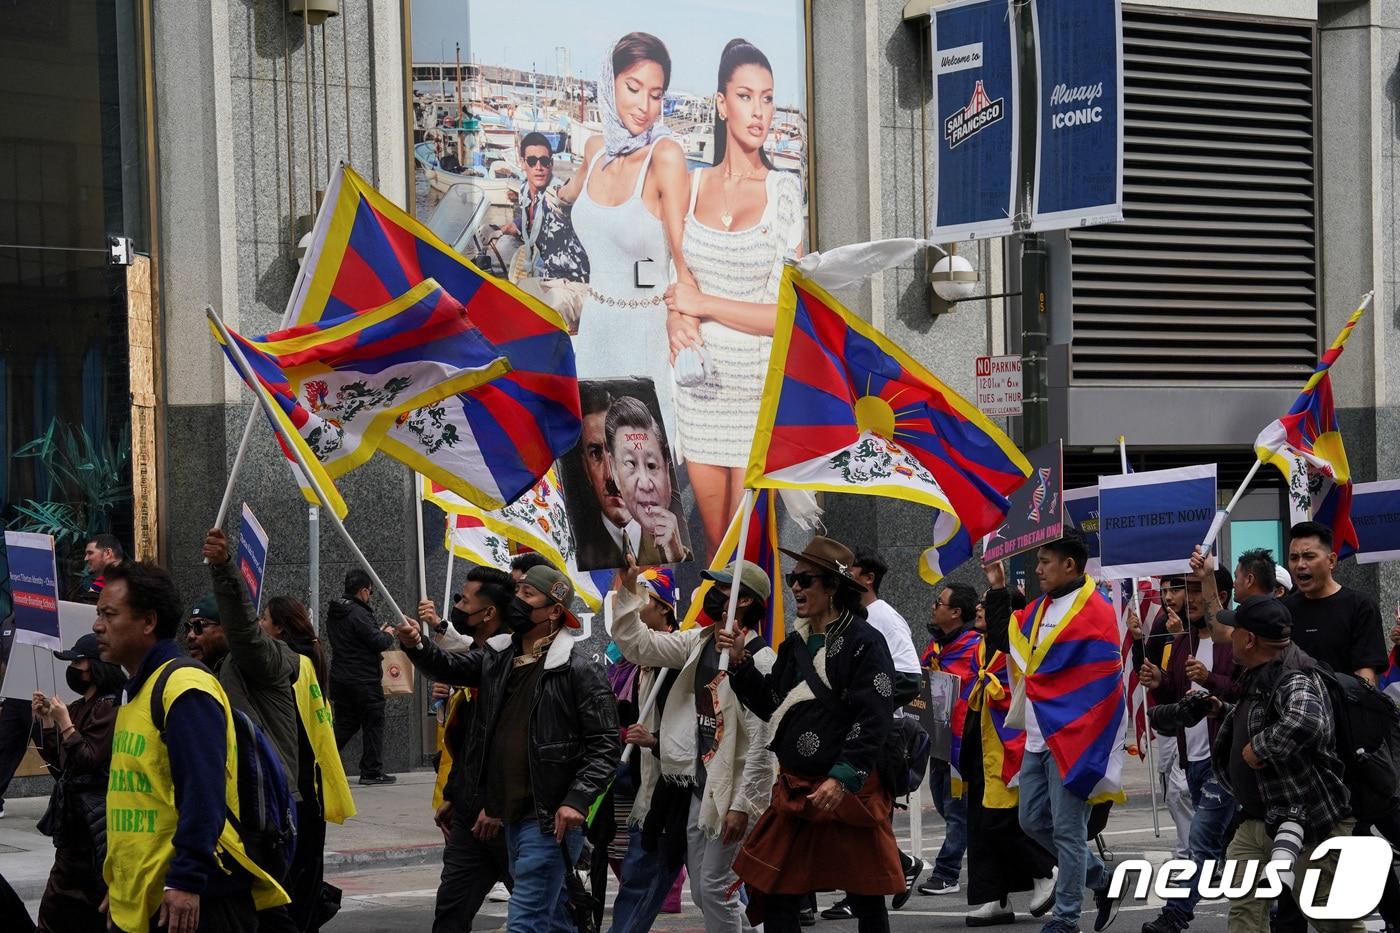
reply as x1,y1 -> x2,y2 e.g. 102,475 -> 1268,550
1119,436 -> 1159,836
308,505 -> 320,627
1014,0 -> 1049,453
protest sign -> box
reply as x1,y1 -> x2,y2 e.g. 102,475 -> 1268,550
983,440 -> 1063,563
925,669 -> 961,763
1064,485 -> 1101,575
4,531 -> 60,649
1351,479 -> 1400,565
238,502 -> 270,611
1098,464 -> 1216,579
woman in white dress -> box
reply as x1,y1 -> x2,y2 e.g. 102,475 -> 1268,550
559,32 -> 695,441
664,39 -> 805,553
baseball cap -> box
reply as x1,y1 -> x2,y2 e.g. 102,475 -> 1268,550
640,568 -> 677,610
519,564 -> 580,629
1274,567 -> 1293,592
702,560 -> 772,603
54,633 -> 103,662
1216,595 -> 1292,641
189,593 -> 221,623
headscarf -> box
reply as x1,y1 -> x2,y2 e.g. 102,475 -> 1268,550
596,45 -> 672,171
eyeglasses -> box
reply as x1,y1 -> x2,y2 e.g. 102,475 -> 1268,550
785,571 -> 829,590
524,155 -> 552,168
185,619 -> 218,636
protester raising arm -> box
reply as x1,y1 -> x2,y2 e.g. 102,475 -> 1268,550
981,559 -> 1013,655
203,529 -> 297,688
395,617 -> 490,687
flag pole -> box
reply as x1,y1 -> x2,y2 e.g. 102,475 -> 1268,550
717,488 -> 757,674
214,413 -> 257,530
620,670 -> 670,765
1198,459 -> 1262,553
1119,435 -> 1160,837
414,472 -> 429,601
442,523 -> 456,614
208,306 -> 412,626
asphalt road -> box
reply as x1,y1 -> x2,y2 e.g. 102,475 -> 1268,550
324,800 -> 1238,933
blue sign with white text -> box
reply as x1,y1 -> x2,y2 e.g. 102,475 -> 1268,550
3,531 -> 60,645
238,503 -> 270,612
929,0 -> 1018,241
1031,0 -> 1123,230
1098,464 -> 1216,580
1352,481 -> 1400,565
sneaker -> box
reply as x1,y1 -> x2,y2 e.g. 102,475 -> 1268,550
1092,885 -> 1123,933
892,857 -> 924,910
799,907 -> 817,927
918,876 -> 961,896
821,901 -> 853,920
1141,912 -> 1187,933
1039,920 -> 1081,933
966,898 -> 1015,927
0,800 -> 6,818
1029,869 -> 1057,918
487,882 -> 511,903
358,773 -> 397,785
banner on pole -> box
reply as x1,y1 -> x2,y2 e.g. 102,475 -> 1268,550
1351,480 -> 1400,565
1063,485 -> 1101,574
4,531 -> 60,649
1098,464 -> 1217,579
928,0 -> 1020,241
1030,0 -> 1124,231
238,502 -> 270,612
982,440 -> 1063,563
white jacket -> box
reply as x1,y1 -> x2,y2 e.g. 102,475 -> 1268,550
610,585 -> 777,837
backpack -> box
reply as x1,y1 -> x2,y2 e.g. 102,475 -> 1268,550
879,715 -> 932,799
151,658 -> 299,882
1314,663 -> 1400,822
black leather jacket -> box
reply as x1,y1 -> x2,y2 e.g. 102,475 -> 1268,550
406,630 -> 620,831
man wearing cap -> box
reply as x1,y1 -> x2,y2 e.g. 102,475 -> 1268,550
31,633 -> 125,930
1210,595 -> 1362,933
394,562 -> 619,933
719,536 -> 904,933
609,556 -> 777,933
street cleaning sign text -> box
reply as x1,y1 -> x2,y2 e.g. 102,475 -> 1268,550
975,355 -> 1023,417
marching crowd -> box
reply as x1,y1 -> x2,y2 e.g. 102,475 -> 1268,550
1,518 -> 1397,933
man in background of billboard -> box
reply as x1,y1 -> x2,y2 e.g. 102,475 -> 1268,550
502,132 -> 590,332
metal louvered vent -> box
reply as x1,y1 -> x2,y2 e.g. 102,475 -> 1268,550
1067,10 -> 1317,384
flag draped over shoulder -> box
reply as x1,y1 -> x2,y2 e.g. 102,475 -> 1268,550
680,488 -> 786,652
433,472 -> 603,612
288,164 -> 581,509
747,267 -> 1030,579
212,282 -> 509,518
969,641 -> 1025,809
923,627 -> 981,796
1007,577 -> 1126,803
1255,297 -> 1369,555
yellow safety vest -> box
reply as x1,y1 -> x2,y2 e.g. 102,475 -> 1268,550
432,689 -> 471,810
104,660 -> 288,932
293,654 -> 356,824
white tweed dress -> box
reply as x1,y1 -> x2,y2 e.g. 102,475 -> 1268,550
674,170 -> 805,467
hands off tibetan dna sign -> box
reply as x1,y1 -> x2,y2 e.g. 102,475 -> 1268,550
926,0 -> 1123,240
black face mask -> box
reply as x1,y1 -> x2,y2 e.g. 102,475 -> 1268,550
508,597 -> 539,635
703,588 -> 731,624
449,605 -> 480,635
66,667 -> 91,695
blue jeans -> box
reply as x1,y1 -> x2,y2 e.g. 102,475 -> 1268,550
1018,750 -> 1108,926
503,819 -> 583,933
608,825 -> 681,933
929,762 -> 968,884
1162,756 -> 1237,925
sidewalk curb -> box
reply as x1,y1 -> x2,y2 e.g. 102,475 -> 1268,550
325,842 -> 442,872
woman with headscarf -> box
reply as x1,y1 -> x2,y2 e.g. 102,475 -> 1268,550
30,633 -> 125,933
558,31 -> 696,441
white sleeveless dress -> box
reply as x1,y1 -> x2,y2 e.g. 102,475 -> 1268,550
570,142 -> 676,440
674,170 -> 805,467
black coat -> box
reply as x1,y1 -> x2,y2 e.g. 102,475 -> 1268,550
405,631 -> 620,832
325,596 -> 395,686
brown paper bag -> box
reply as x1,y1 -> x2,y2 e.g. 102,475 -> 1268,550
380,649 -> 415,697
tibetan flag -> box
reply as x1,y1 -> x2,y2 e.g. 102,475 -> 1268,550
1255,295 -> 1370,555
969,642 -> 1025,809
681,488 -> 786,652
1007,576 -> 1127,803
922,627 -> 981,796
747,268 -> 1031,549
436,471 -> 603,612
289,164 -> 581,509
918,514 -> 976,585
213,282 -> 509,518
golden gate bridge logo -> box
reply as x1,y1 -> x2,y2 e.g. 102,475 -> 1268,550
944,79 -> 1005,149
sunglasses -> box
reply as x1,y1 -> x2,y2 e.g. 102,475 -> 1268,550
785,571 -> 830,590
524,155 -> 552,168
185,619 -> 218,636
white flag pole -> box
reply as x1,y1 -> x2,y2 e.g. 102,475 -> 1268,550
717,488 -> 757,674
1119,435 -> 1159,837
442,530 -> 456,615
1199,459 -> 1262,554
209,306 -> 412,625
414,473 -> 429,600
621,670 -> 670,765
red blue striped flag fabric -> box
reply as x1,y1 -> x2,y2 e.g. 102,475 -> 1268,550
1007,577 -> 1127,803
969,642 -> 1026,808
923,627 -> 982,795
287,164 -> 581,509
747,268 -> 1030,554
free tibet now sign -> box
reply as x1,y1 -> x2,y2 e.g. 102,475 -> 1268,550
975,355 -> 1023,417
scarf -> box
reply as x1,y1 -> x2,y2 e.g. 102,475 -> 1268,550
596,48 -> 673,171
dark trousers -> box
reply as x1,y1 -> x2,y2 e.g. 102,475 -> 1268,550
767,893 -> 888,933
130,889 -> 256,932
37,844 -> 106,933
331,680 -> 386,777
434,808 -> 513,933
0,698 -> 34,801
286,797 -> 328,932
